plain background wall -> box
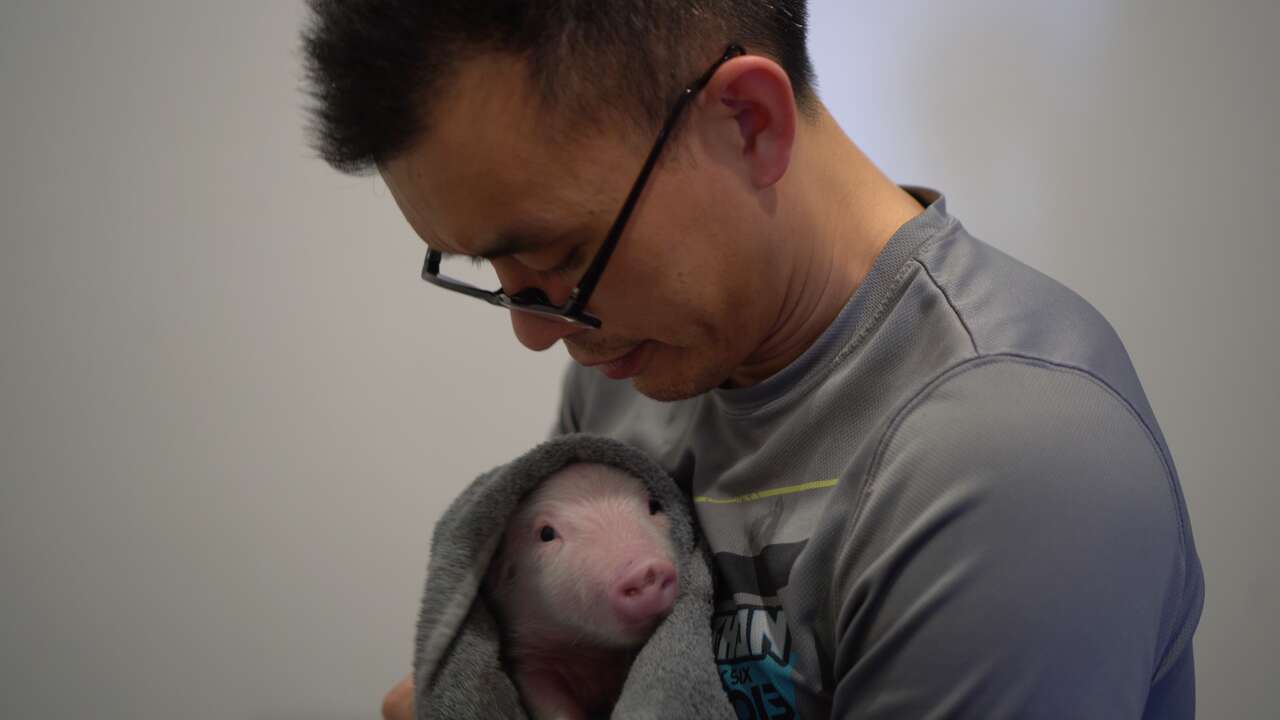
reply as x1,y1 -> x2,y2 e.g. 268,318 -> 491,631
1,0 -> 1275,717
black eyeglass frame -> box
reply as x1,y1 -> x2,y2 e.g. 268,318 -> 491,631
420,44 -> 748,330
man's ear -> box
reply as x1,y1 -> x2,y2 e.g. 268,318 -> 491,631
700,55 -> 798,189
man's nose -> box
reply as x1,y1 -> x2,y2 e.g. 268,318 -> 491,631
510,308 -> 583,351
492,258 -> 584,351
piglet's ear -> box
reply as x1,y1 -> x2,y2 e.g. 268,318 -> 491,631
484,551 -> 518,592
482,550 -> 505,590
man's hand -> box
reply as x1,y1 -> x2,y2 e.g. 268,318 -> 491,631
381,673 -> 413,720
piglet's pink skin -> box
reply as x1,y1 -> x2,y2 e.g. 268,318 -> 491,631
484,463 -> 679,720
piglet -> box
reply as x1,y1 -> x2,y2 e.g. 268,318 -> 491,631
483,462 -> 680,720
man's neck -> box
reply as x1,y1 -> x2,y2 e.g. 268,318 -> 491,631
726,107 -> 925,388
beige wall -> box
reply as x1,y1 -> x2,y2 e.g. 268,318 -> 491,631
1,1 -> 1274,717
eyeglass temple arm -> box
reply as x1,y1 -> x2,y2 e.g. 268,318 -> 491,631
567,44 -> 746,313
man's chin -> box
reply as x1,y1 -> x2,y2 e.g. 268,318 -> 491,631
628,362 -> 727,403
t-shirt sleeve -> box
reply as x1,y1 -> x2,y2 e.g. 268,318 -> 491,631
829,358 -> 1197,718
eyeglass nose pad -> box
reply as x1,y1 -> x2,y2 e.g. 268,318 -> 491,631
508,287 -> 551,305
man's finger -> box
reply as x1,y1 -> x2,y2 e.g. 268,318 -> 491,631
381,673 -> 414,720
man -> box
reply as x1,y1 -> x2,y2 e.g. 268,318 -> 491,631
301,1 -> 1204,717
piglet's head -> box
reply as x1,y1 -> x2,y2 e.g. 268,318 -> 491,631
486,463 -> 679,651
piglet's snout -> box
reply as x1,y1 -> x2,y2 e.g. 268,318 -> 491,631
611,559 -> 678,625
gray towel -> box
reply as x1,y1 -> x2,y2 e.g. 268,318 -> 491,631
413,434 -> 736,720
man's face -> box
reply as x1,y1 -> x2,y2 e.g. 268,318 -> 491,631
379,53 -> 778,401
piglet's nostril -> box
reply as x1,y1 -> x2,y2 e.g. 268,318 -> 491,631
624,565 -> 654,589
611,560 -> 678,626
623,567 -> 658,597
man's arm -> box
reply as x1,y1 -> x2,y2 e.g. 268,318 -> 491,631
829,359 -> 1200,717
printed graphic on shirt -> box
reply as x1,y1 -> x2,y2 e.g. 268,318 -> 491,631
712,541 -> 807,720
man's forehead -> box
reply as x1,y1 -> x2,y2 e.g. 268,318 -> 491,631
380,53 -> 610,256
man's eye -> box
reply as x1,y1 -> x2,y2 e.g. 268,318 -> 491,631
548,247 -> 581,277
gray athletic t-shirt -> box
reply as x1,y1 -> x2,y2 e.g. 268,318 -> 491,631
554,187 -> 1204,719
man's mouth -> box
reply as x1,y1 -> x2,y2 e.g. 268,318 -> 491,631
575,341 -> 650,380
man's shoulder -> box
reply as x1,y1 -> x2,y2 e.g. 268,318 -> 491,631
909,226 -> 1166,439
871,354 -> 1169,482
916,228 -> 1127,369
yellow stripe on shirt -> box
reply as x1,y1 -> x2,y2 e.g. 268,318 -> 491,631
693,478 -> 839,505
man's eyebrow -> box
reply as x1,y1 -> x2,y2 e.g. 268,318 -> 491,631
440,229 -> 566,261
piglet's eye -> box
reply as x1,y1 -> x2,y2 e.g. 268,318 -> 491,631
649,500 -> 663,515
539,526 -> 556,542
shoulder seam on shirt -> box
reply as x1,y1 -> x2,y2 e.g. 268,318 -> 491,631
852,353 -> 1193,677
825,218 -> 958,379
912,256 -> 979,355
736,218 -> 962,418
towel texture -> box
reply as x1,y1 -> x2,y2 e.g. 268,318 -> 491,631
413,434 -> 736,720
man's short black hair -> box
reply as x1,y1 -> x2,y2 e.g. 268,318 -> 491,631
300,0 -> 818,175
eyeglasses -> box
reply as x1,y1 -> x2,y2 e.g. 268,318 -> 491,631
420,44 -> 747,330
